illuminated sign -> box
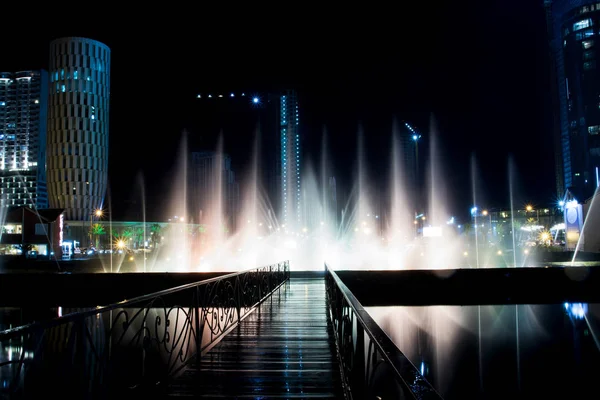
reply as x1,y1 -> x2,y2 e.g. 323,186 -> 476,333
564,203 -> 583,250
59,214 -> 64,246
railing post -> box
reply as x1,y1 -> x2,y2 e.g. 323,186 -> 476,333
353,320 -> 366,398
237,276 -> 242,324
194,286 -> 201,366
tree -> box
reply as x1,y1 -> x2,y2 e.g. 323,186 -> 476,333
150,223 -> 161,247
134,227 -> 145,248
119,229 -> 133,249
91,223 -> 106,248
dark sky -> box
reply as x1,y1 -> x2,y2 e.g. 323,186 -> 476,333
1,3 -> 554,221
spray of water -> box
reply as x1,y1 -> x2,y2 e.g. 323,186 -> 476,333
103,120 -> 479,272
508,157 -> 518,268
572,187 -> 600,263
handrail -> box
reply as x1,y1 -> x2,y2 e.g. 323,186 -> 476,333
325,264 -> 443,400
0,264 -> 272,340
0,260 -> 290,398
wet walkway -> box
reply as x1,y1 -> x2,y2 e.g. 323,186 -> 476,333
167,277 -> 343,398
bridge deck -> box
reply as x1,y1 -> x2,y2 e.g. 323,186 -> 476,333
167,277 -> 343,398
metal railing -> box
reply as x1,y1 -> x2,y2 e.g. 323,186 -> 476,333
325,265 -> 443,400
0,261 -> 290,399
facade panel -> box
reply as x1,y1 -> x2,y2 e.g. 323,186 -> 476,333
47,37 -> 111,220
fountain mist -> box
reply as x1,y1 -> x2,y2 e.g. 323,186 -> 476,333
117,119 -> 483,272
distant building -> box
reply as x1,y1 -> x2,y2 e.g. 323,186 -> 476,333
188,151 -> 239,234
473,206 -> 563,247
0,70 -> 48,209
46,37 -> 111,220
0,207 -> 64,257
546,0 -> 600,199
279,90 -> 301,231
401,122 -> 421,213
188,89 -> 301,230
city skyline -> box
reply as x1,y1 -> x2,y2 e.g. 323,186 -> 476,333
0,2 -> 556,222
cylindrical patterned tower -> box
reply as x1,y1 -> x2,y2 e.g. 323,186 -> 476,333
47,37 -> 110,220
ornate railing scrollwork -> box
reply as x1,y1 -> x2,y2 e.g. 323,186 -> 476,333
325,265 -> 443,400
0,261 -> 290,399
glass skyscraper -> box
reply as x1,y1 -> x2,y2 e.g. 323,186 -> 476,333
279,90 -> 301,231
0,70 -> 48,209
547,0 -> 600,198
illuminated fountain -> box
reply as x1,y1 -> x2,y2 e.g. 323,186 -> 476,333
99,116 -> 512,273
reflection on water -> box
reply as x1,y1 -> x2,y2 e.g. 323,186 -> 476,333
0,305 -> 238,397
367,303 -> 600,399
0,307 -> 65,331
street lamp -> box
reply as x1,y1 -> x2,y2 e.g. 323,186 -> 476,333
525,204 -> 539,224
90,208 -> 103,247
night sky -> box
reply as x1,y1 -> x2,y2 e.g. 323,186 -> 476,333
1,2 -> 553,221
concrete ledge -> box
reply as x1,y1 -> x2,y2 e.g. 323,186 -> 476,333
335,266 -> 600,306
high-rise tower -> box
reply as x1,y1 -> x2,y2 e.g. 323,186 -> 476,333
0,70 -> 48,209
546,0 -> 600,199
47,37 -> 110,220
279,90 -> 301,231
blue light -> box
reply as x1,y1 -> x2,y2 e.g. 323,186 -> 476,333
413,135 -> 418,141
565,302 -> 587,320
252,97 -> 259,104
558,200 -> 565,207
471,206 -> 478,216
230,93 -> 234,97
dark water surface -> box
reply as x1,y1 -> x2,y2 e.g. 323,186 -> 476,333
368,303 -> 600,399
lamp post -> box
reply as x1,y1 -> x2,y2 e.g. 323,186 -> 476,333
89,208 -> 103,247
525,204 -> 539,224
482,209 -> 492,242
405,122 -> 422,216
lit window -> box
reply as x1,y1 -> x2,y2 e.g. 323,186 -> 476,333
574,19 -> 593,31
576,29 -> 594,40
588,125 -> 600,135
584,60 -> 596,70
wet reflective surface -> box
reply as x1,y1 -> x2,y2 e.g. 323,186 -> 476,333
0,307 -> 65,331
169,278 -> 343,398
368,303 -> 600,399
